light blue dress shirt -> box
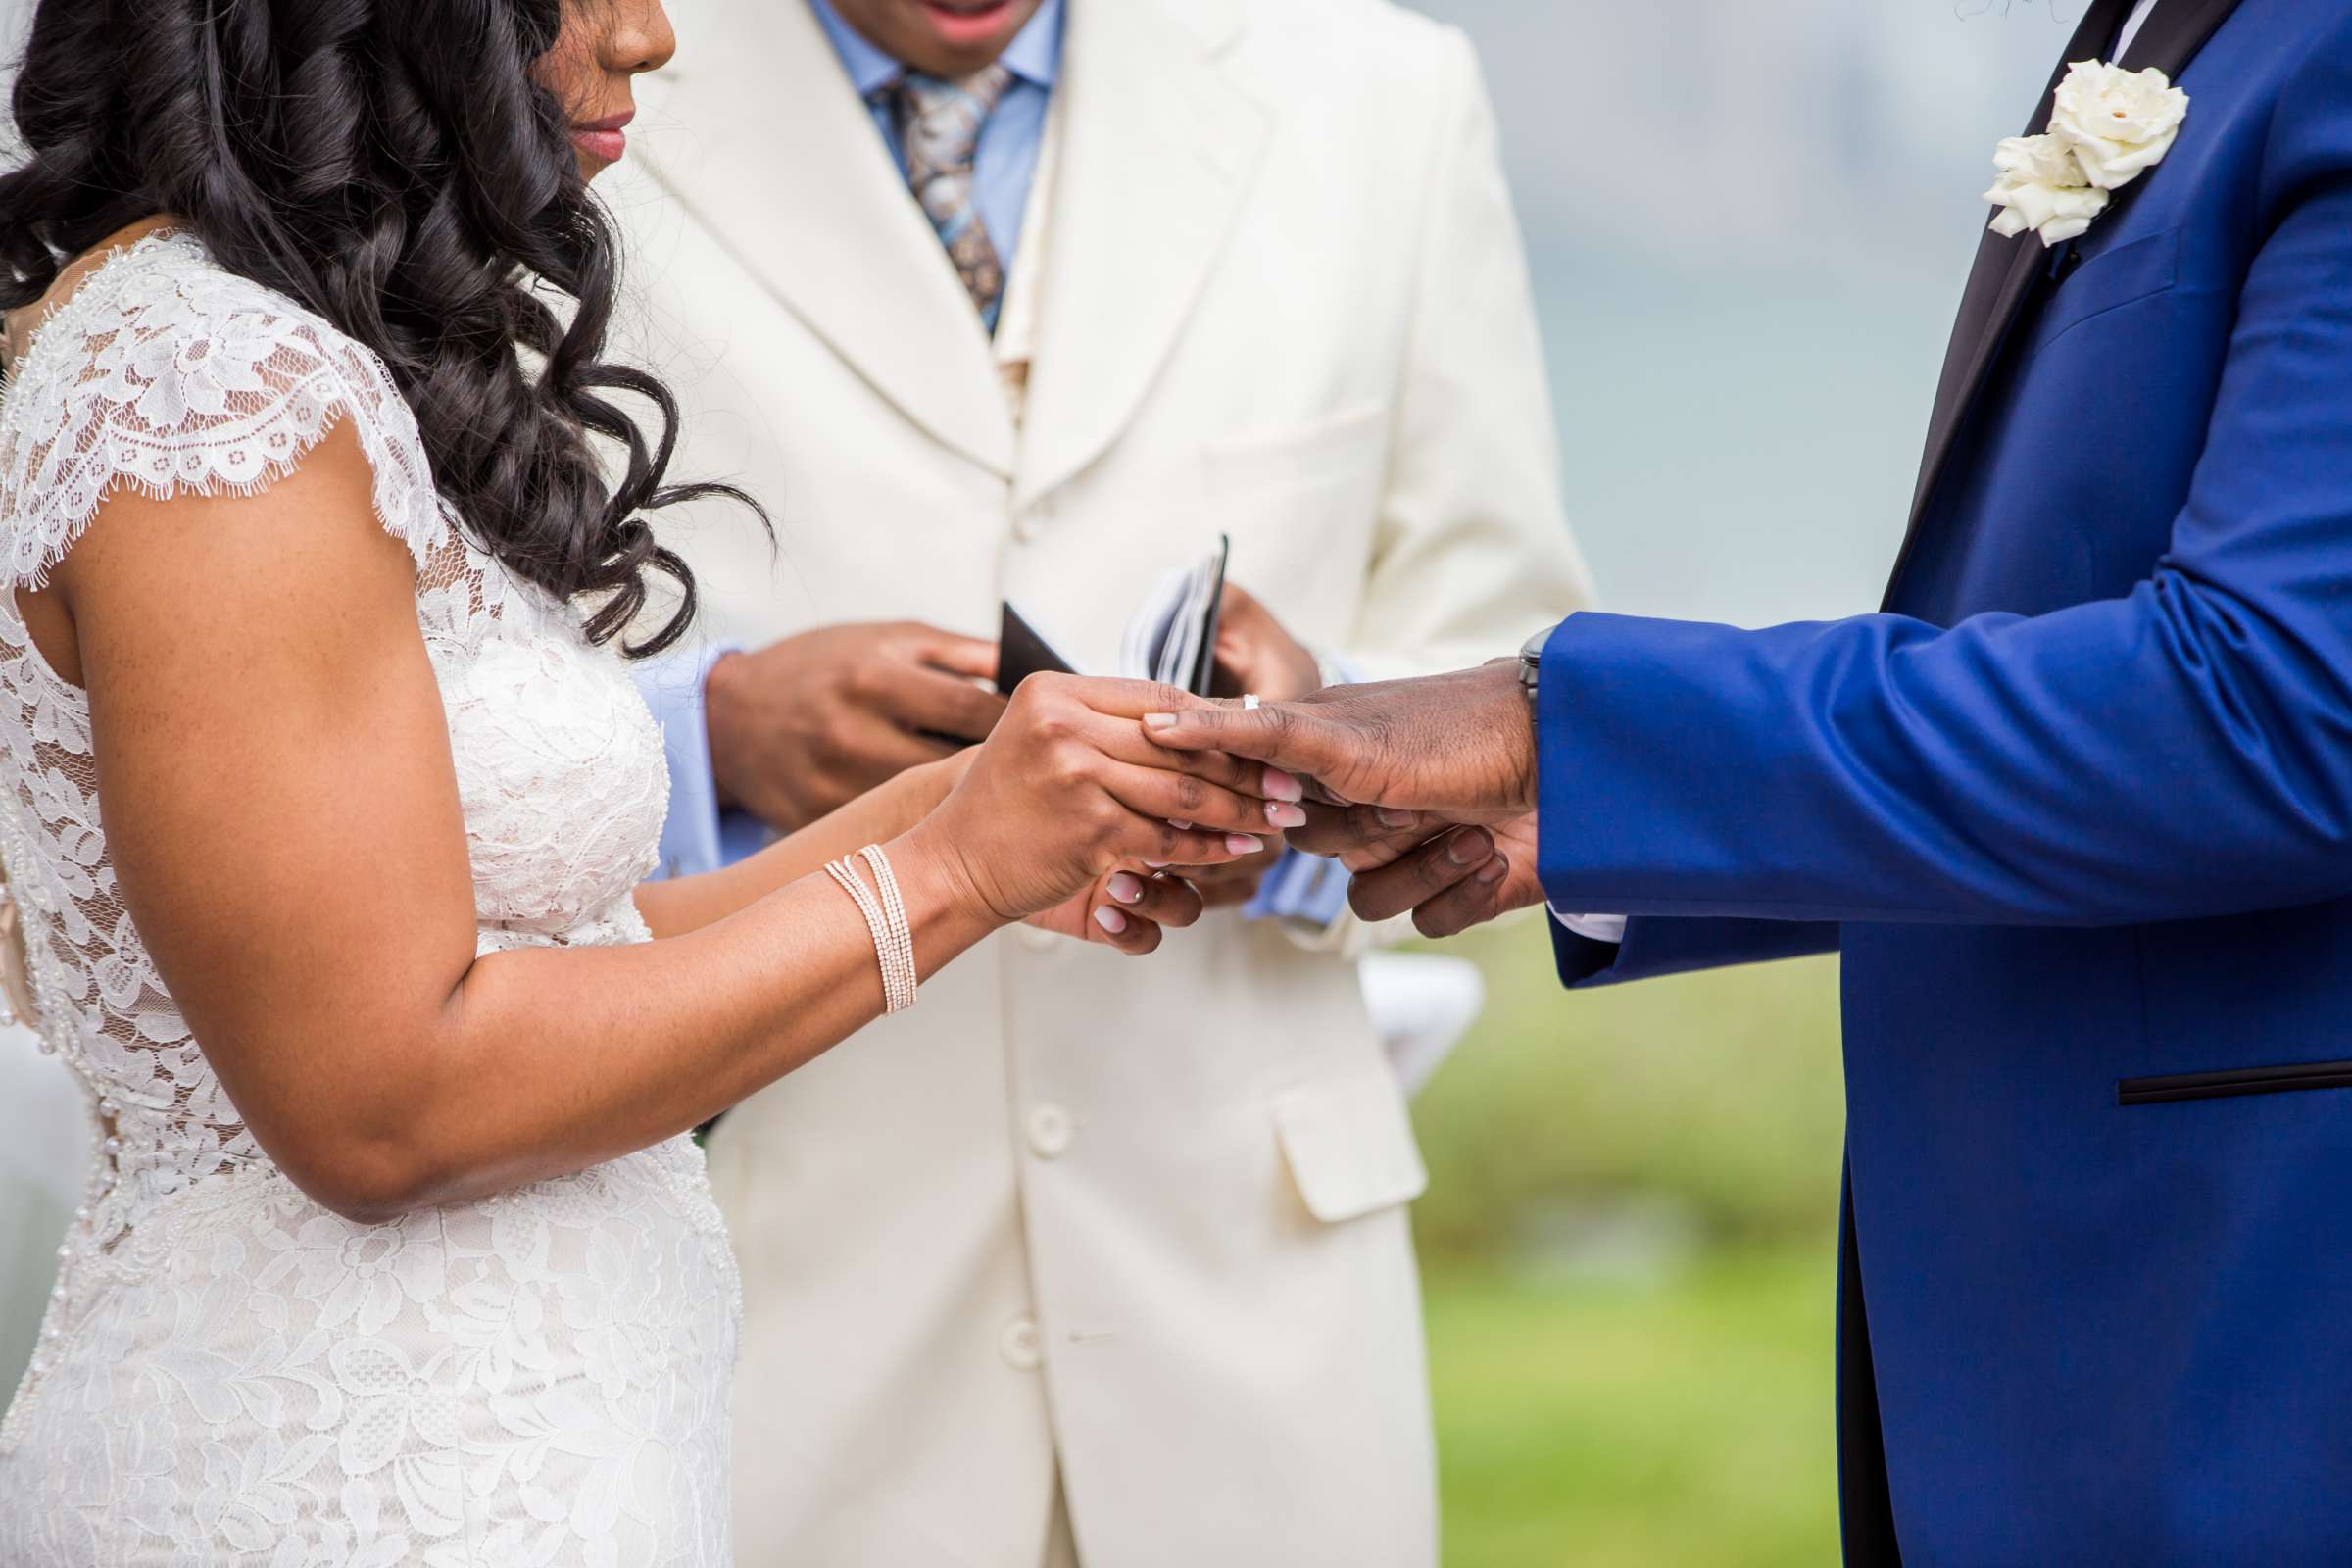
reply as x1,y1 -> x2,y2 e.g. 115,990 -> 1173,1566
636,0 -> 1350,930
808,0 -> 1061,279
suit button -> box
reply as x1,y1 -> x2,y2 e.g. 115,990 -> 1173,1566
1027,1103 -> 1074,1159
1001,1315 -> 1042,1371
1013,498 -> 1054,543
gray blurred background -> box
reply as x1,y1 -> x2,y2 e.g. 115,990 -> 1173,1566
1422,0 -> 2075,625
0,1 -> 2085,1561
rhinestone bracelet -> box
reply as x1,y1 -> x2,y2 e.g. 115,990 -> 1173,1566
825,847 -> 917,1013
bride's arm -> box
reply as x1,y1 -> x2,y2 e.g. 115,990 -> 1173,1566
57,427 -> 1277,1224
632,685 -> 1211,951
630,755 -> 964,939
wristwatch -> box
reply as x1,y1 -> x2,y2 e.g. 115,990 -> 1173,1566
1517,625 -> 1548,710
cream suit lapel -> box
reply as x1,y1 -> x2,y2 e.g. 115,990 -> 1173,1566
633,0 -> 1014,479
1012,0 -> 1273,511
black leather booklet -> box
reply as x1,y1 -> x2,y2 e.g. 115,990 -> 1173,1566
996,534 -> 1230,698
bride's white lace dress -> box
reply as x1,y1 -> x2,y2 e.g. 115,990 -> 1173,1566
0,232 -> 740,1567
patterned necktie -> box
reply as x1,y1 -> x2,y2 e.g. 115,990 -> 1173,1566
893,66 -> 1016,331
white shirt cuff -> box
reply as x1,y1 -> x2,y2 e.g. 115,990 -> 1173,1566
1551,907 -> 1628,946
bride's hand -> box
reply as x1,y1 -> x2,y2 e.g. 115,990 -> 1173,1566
1025,866 -> 1211,956
1040,824 -> 1288,953
903,676 -> 1303,928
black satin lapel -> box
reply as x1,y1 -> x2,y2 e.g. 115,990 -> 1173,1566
1888,0 -> 2133,608
1837,1166 -> 1902,1565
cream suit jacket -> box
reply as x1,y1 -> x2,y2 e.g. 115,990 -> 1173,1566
607,0 -> 1592,1561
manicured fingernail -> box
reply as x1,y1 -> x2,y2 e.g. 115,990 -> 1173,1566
1169,819 -> 1193,831
1376,808 -> 1415,829
1107,872 -> 1145,905
1095,906 -> 1129,935
1447,832 -> 1492,867
1146,713 -> 1179,731
1144,860 -> 1171,869
1267,802 -> 1307,829
1476,856 -> 1508,885
1226,834 -> 1264,855
1263,768 -> 1304,803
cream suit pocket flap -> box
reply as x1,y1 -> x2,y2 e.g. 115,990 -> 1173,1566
1203,403 -> 1389,500
1273,1072 -> 1429,1224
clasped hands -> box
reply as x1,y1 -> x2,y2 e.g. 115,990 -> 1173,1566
704,584 -> 1329,955
1144,659 -> 1548,940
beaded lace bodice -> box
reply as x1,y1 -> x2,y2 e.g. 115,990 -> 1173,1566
0,233 -> 737,1567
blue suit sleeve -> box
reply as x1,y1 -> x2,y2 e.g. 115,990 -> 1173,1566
1537,41 -> 2352,929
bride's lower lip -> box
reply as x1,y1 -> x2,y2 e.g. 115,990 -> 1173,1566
917,0 -> 1017,48
571,127 -> 627,164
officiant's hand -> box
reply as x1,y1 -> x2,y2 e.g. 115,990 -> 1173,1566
707,622 -> 1006,833
1210,582 -> 1322,703
1144,660 -> 1538,823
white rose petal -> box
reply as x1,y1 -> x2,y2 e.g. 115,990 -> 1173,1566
1991,132 -> 2087,190
2048,59 -> 2189,191
1988,183 -> 2110,246
1984,133 -> 2111,248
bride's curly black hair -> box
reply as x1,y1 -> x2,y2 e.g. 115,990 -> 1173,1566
0,0 -> 758,657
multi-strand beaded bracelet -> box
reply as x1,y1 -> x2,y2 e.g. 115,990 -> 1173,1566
825,845 -> 918,1013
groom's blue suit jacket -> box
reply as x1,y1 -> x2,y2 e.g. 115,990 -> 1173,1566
1537,0 -> 2352,1559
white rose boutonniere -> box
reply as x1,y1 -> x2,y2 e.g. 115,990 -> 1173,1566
1984,60 -> 2189,248
1984,133 -> 2110,247
2051,60 -> 2191,188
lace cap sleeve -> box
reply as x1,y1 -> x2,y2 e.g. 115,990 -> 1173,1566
0,235 -> 448,590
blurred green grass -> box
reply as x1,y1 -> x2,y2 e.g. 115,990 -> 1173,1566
1427,1250 -> 1839,1568
1409,920 -> 1847,1566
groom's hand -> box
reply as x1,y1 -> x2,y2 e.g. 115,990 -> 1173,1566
1145,660 -> 1539,822
1331,811 -> 1548,939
